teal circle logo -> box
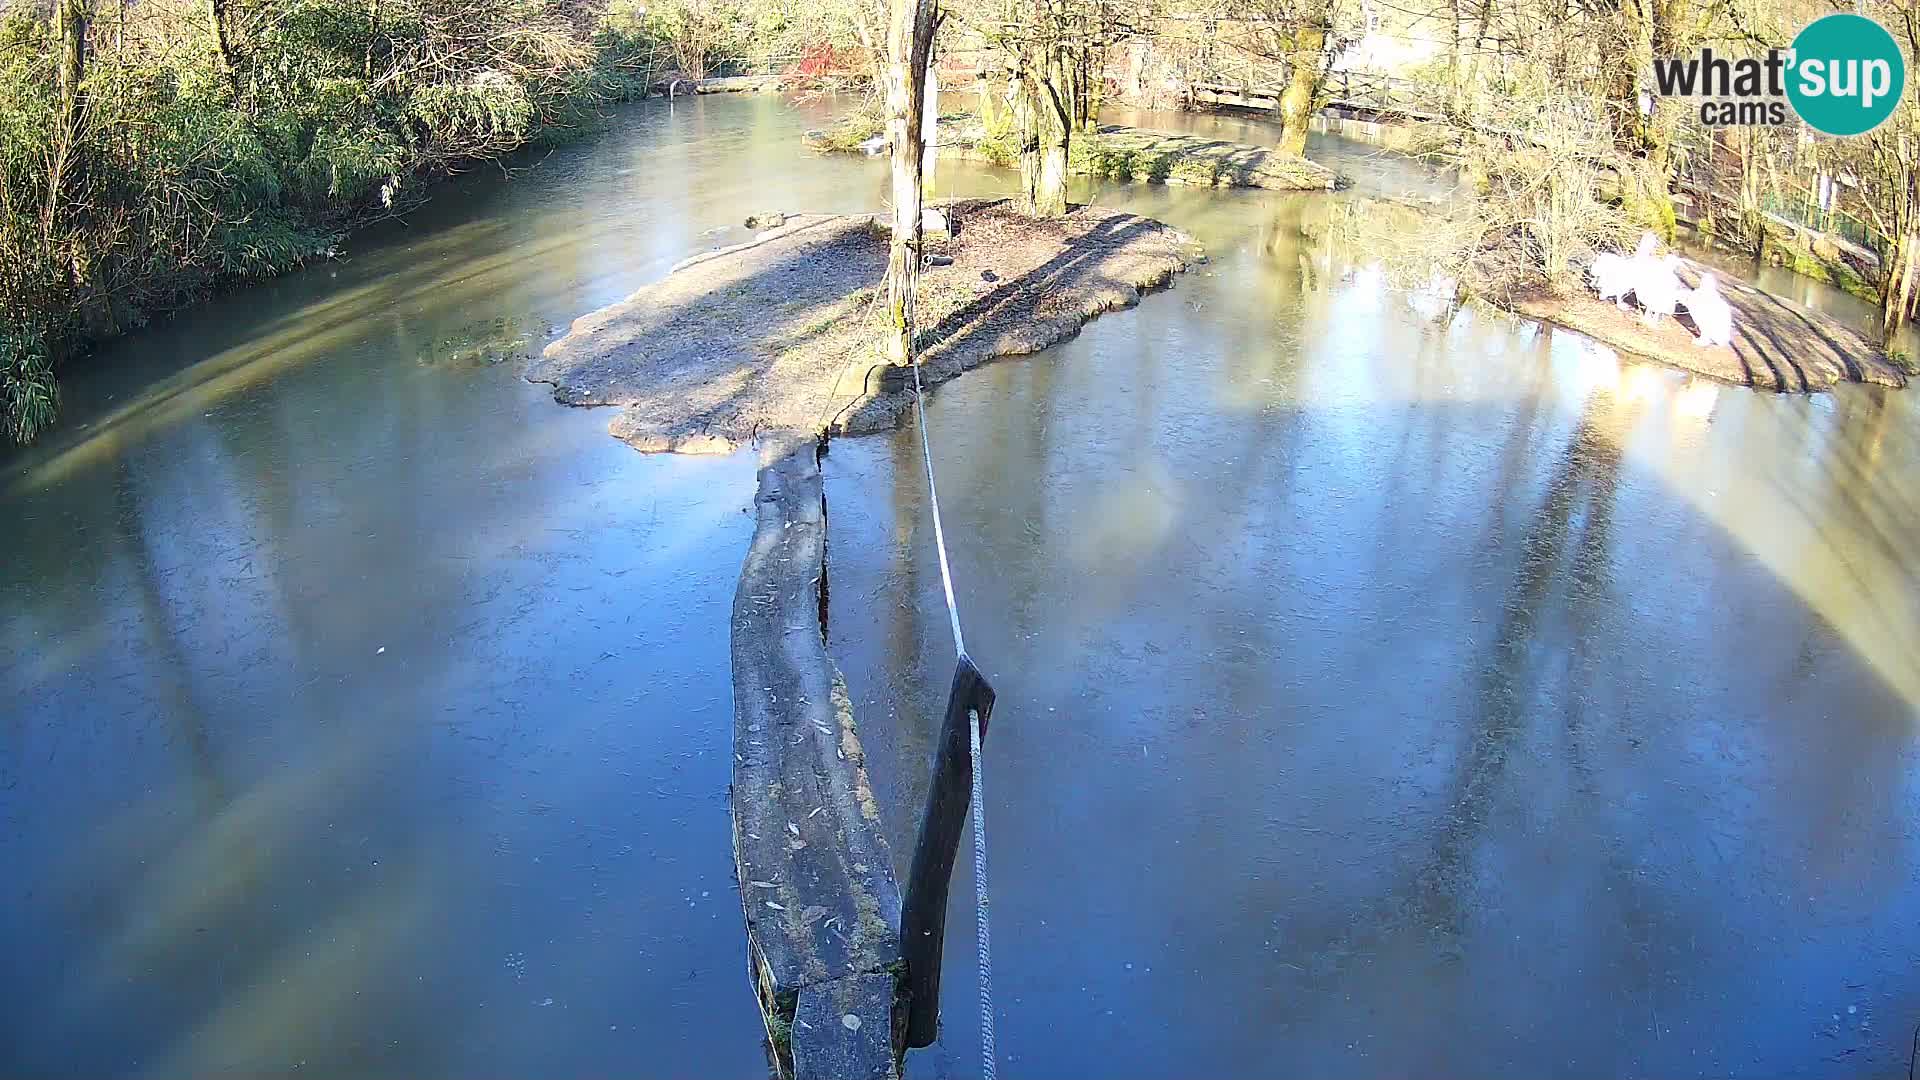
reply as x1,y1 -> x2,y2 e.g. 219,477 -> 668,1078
1787,14 -> 1905,136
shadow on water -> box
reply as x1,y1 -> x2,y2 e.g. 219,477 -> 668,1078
0,93 -> 892,1078
3,90 -> 1917,1079
825,194 -> 1920,1078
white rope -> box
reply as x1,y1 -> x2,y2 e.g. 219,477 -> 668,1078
968,704 -> 996,1080
910,360 -> 967,658
907,355 -> 995,1080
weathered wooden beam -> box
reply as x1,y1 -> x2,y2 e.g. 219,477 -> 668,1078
899,654 -> 996,1048
732,446 -> 905,1080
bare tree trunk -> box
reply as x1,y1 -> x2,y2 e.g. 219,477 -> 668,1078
1609,0 -> 1692,233
1736,129 -> 1766,254
55,0 -> 87,120
1447,0 -> 1462,110
1006,0 -> 1071,219
1895,239 -> 1917,331
1082,44 -> 1106,131
1882,233 -> 1908,333
884,0 -> 938,365
1883,175 -> 1917,335
851,8 -> 888,92
1276,22 -> 1326,158
1040,57 -> 1069,209
1016,40 -> 1070,218
1067,42 -> 1082,131
1015,53 -> 1041,207
1458,0 -> 1495,112
211,0 -> 240,94
47,0 -> 90,243
364,0 -> 379,80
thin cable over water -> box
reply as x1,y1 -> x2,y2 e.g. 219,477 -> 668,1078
910,359 -> 966,658
968,695 -> 996,1080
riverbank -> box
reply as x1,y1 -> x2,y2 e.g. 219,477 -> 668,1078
0,0 -> 676,448
1510,258 -> 1906,392
804,114 -> 1342,191
529,198 -> 1199,454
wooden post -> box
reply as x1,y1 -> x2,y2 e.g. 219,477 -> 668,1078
900,654 -> 996,1048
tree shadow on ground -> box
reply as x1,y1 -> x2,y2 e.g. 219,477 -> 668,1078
1518,260 -> 1902,392
528,200 -> 1193,454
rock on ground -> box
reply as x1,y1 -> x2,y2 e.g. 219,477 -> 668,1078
528,199 -> 1198,454
1512,260 -> 1907,392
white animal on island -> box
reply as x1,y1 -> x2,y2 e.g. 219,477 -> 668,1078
1590,253 -> 1634,308
1589,232 -> 1658,309
859,70 -> 940,172
1683,272 -> 1735,348
1632,253 -> 1685,327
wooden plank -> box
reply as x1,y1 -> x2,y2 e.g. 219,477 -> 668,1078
899,654 -> 996,1048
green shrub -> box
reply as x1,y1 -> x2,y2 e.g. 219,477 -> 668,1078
0,0 -> 619,443
1,331 -> 58,446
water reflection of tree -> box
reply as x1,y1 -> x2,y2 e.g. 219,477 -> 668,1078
882,422 -> 935,870
1412,400 -> 1624,930
1245,397 -> 1638,1063
114,456 -> 230,819
64,341 -> 458,1076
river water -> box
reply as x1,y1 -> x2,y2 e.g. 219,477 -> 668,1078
825,115 -> 1920,1076
3,94 -> 1918,1077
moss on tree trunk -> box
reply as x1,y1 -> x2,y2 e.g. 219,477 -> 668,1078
1016,37 -> 1070,219
883,0 -> 937,364
1276,23 -> 1325,159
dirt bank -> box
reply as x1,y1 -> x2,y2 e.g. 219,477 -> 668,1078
528,199 -> 1198,454
1510,259 -> 1907,392
803,115 -> 1342,191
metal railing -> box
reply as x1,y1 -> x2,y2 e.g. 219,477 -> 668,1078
1760,190 -> 1877,251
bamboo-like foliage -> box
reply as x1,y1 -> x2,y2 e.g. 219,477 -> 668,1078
0,0 -> 643,442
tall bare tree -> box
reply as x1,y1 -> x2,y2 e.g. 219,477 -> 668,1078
47,0 -> 92,266
1011,0 -> 1073,218
884,0 -> 939,363
980,0 -> 1134,218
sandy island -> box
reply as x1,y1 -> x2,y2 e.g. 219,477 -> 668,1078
1511,259 -> 1907,392
528,198 -> 1199,454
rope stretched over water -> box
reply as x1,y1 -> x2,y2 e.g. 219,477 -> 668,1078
908,356 -> 996,1080
968,681 -> 996,1080
910,359 -> 967,659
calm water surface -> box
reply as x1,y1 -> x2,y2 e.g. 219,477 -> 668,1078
3,93 -> 1917,1078
0,94 -> 902,1078
826,112 -> 1920,1078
